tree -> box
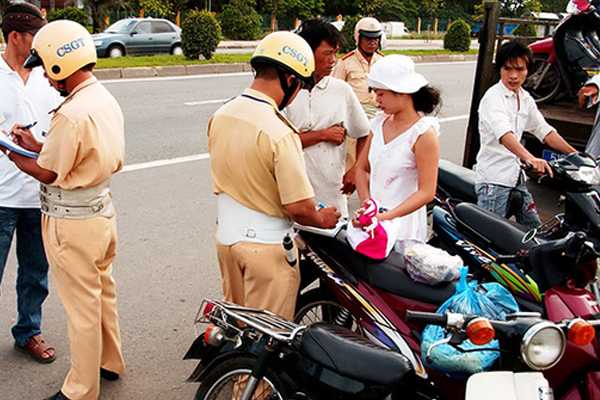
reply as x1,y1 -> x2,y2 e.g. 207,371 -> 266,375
84,0 -> 126,33
139,0 -> 190,18
181,9 -> 221,59
218,0 -> 262,40
281,0 -> 324,22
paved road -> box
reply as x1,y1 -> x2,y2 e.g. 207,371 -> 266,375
3,60 -> 556,400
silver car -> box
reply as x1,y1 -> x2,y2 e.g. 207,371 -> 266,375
92,17 -> 182,58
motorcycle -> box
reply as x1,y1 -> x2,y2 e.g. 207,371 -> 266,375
436,152 -> 600,244
523,0 -> 600,104
184,299 -> 593,400
293,225 -> 600,399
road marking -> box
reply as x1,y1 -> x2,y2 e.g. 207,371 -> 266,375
120,113 -> 469,173
185,99 -> 230,106
102,72 -> 252,84
121,153 -> 210,173
439,114 -> 469,123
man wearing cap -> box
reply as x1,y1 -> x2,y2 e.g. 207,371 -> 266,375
0,2 -> 61,364
209,31 -> 340,321
333,17 -> 385,120
476,39 -> 576,229
4,19 -> 125,400
284,19 -> 370,219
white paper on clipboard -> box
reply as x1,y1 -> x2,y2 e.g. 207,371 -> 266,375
0,134 -> 39,158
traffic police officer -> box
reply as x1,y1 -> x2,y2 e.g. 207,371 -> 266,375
208,32 -> 340,320
4,20 -> 126,400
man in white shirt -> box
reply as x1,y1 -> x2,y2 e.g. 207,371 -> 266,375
476,39 -> 576,229
0,3 -> 61,363
284,19 -> 370,218
579,75 -> 600,157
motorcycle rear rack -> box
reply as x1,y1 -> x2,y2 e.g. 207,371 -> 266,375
196,299 -> 306,343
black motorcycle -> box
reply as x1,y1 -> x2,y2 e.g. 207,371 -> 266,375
184,299 -> 592,400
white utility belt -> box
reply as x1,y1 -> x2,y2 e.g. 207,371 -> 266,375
39,180 -> 115,220
216,193 -> 293,245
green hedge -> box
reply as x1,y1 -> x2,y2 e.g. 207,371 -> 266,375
443,19 -> 471,52
181,10 -> 221,60
47,6 -> 89,27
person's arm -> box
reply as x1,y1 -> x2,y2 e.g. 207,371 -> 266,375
500,132 -> 553,176
284,199 -> 340,228
1,126 -> 57,183
544,130 -> 577,155
296,126 -> 345,148
376,128 -> 439,222
3,150 -> 57,183
341,135 -> 368,195
354,133 -> 373,205
578,78 -> 600,107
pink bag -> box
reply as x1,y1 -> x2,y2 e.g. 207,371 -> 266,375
346,198 -> 397,259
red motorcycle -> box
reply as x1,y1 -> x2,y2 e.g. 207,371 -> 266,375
294,227 -> 600,399
524,1 -> 600,104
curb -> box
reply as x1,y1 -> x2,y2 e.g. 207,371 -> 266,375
92,54 -> 477,81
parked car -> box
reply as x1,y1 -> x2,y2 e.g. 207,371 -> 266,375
92,17 -> 182,58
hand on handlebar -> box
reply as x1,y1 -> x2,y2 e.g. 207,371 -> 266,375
524,157 -> 553,178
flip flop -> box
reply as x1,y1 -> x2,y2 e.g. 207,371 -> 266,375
14,334 -> 56,364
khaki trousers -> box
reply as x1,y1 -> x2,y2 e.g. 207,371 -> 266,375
42,215 -> 125,400
216,239 -> 300,320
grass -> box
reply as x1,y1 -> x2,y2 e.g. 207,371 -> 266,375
95,48 -> 475,69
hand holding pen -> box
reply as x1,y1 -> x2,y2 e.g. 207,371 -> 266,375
6,121 -> 43,153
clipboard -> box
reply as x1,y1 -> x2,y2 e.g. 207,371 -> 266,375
0,134 -> 39,159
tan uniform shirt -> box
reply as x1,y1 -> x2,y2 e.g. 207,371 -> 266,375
208,88 -> 314,219
332,50 -> 384,108
38,77 -> 124,189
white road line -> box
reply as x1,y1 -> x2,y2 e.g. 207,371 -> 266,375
120,113 -> 470,173
439,114 -> 469,123
121,153 -> 209,173
185,99 -> 229,106
102,71 -> 252,84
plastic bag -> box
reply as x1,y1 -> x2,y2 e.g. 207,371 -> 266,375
404,243 -> 462,284
420,266 -> 520,376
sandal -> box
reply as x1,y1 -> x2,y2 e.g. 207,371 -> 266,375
14,334 -> 56,364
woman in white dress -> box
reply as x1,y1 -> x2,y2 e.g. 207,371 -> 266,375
350,54 -> 441,251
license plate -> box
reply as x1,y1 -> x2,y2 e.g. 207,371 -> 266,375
542,150 -> 564,162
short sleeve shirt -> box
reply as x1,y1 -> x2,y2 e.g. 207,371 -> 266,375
37,77 -> 125,189
208,88 -> 314,219
283,76 -> 369,217
476,81 -> 554,187
332,50 -> 384,107
0,57 -> 61,207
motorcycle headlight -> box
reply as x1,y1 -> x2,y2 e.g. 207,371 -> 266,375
566,166 -> 600,185
521,322 -> 565,370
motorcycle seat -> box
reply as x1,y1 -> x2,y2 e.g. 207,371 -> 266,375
300,322 -> 413,386
301,230 -> 456,306
453,202 -> 536,255
438,160 -> 478,204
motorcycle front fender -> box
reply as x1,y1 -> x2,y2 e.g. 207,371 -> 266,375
466,371 -> 552,400
183,334 -> 236,382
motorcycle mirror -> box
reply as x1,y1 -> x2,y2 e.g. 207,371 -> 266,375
522,229 -> 538,244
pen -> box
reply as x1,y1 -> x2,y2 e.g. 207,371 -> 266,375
20,121 -> 38,130
318,202 -> 326,209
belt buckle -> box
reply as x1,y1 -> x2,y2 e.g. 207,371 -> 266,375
245,228 -> 257,239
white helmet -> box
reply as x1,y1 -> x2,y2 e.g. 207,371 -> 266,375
354,17 -> 383,46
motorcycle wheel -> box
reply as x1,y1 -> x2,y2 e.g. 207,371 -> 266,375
194,356 -> 288,400
523,55 -> 564,105
294,288 -> 362,333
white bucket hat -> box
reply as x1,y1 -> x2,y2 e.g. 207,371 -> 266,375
366,54 -> 429,94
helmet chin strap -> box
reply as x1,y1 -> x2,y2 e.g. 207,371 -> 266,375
277,69 -> 300,111
57,79 -> 68,97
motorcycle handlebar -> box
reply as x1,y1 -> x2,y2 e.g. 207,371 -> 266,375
405,310 -> 448,326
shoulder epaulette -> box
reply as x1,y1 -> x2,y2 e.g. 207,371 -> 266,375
340,50 -> 356,61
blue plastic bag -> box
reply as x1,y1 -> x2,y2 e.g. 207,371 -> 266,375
420,266 -> 520,376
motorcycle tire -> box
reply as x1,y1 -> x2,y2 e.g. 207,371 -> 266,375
194,355 -> 288,400
523,55 -> 564,105
294,288 -> 362,333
